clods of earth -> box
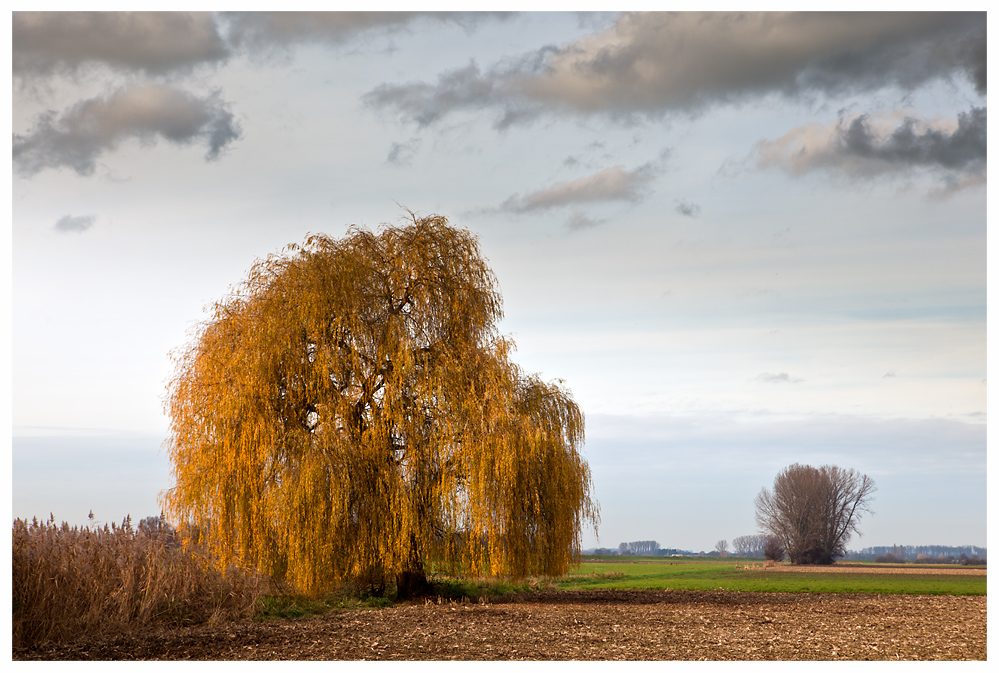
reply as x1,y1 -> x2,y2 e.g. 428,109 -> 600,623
16,589 -> 986,661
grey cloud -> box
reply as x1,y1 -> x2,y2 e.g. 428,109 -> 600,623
566,213 -> 607,231
844,108 -> 985,170
675,201 -> 701,217
365,12 -> 985,127
755,372 -> 802,384
222,12 -> 511,50
54,214 -> 96,233
386,138 -> 421,166
752,107 -> 986,191
223,11 -> 427,48
494,106 -> 544,131
526,12 -> 986,111
964,28 -> 987,94
502,163 -> 658,213
363,61 -> 530,129
13,12 -> 228,77
13,12 -> 513,80
13,85 -> 241,177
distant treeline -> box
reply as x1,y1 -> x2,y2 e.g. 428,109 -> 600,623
588,541 -> 695,556
846,545 -> 986,561
590,547 -> 693,556
617,540 -> 661,555
587,541 -> 986,560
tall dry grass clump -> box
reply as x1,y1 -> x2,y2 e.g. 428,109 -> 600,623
12,514 -> 269,649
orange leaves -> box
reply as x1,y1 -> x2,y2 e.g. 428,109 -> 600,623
162,213 -> 596,596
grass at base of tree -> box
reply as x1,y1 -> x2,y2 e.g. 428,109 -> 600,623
559,559 -> 986,596
252,575 -> 556,621
426,575 -> 556,602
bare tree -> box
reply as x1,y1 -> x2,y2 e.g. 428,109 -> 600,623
732,534 -> 768,558
715,539 -> 729,556
755,464 -> 876,565
619,540 -> 660,556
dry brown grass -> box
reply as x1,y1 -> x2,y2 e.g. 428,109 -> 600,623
12,515 -> 269,649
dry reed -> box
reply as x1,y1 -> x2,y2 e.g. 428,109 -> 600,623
12,514 -> 269,650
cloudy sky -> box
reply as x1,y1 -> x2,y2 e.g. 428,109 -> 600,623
10,10 -> 988,553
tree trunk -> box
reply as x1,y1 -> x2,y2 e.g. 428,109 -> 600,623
395,568 -> 430,600
395,533 -> 430,600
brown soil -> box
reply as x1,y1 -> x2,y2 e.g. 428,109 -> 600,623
15,590 -> 985,661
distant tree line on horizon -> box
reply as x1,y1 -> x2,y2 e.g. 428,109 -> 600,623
846,545 -> 986,561
589,542 -> 689,556
587,540 -> 985,561
589,540 -> 755,558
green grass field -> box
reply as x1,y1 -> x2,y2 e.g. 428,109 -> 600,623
559,557 -> 986,596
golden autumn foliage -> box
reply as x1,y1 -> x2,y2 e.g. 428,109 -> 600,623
162,214 -> 597,595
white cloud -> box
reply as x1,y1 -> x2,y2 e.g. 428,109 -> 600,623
754,372 -> 803,384
502,163 -> 659,213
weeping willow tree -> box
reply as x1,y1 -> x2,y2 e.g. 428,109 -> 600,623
162,213 -> 597,596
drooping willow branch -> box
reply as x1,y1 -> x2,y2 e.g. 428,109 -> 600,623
162,213 -> 598,595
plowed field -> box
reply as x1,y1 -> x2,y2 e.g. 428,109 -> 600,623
16,589 -> 986,661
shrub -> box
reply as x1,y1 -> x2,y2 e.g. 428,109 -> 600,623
762,535 -> 785,562
914,555 -> 954,564
12,515 -> 269,650
875,553 -> 906,563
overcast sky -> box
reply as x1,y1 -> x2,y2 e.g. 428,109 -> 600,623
9,10 -> 989,553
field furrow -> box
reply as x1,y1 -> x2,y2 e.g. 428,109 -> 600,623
16,590 -> 986,661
